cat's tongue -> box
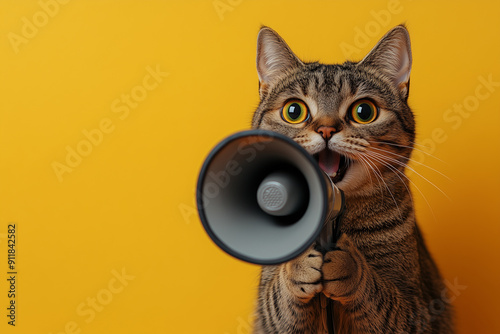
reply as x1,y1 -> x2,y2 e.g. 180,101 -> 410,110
318,149 -> 341,176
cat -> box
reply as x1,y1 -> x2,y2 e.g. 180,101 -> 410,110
251,25 -> 454,334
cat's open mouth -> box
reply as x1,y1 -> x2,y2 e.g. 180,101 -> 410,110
313,149 -> 348,184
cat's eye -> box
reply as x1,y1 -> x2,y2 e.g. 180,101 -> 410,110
281,100 -> 309,124
349,99 -> 378,124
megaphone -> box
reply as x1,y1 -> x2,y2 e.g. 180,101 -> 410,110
196,130 -> 344,265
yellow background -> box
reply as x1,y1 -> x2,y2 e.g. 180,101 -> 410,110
1,1 -> 499,333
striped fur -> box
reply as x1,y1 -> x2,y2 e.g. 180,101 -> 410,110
252,26 -> 454,333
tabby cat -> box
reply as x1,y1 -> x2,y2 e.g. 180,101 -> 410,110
251,25 -> 454,333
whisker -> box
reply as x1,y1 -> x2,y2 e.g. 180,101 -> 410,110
370,155 -> 414,207
357,154 -> 385,200
368,140 -> 447,164
368,146 -> 452,181
365,151 -> 451,202
367,153 -> 437,222
354,153 -> 375,190
359,153 -> 403,220
408,140 -> 443,152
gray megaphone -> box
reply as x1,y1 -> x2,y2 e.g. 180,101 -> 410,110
196,130 -> 344,265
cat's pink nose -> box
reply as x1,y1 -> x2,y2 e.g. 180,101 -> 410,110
316,126 -> 337,140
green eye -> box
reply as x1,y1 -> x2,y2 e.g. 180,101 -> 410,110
350,99 -> 378,124
281,100 -> 309,124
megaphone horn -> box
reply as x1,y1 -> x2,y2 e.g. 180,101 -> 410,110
196,130 -> 344,265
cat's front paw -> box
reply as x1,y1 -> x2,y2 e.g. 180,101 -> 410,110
283,246 -> 323,303
322,234 -> 365,303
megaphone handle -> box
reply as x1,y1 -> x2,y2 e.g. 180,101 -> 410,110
327,298 -> 335,334
323,213 -> 344,334
320,293 -> 336,334
318,215 -> 335,251
325,211 -> 346,334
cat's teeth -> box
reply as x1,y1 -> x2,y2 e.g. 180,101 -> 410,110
331,172 -> 337,177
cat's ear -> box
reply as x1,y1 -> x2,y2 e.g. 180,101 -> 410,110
256,26 -> 303,94
359,25 -> 412,99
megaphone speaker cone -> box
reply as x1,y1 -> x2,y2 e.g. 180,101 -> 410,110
196,130 -> 343,265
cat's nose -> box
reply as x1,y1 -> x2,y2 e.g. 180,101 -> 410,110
316,126 -> 337,140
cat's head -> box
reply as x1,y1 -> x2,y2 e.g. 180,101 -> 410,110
252,25 -> 415,198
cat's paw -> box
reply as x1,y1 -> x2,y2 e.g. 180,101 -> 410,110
322,234 -> 365,303
283,246 -> 323,303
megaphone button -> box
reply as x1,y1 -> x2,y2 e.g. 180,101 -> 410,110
259,182 -> 287,211
257,172 -> 306,217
